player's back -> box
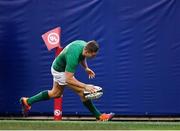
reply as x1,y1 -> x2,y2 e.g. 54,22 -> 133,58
52,40 -> 87,72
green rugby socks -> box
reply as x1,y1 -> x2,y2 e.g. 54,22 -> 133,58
27,90 -> 49,105
26,91 -> 101,119
83,100 -> 101,119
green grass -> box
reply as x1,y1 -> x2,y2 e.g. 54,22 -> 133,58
1,120 -> 180,130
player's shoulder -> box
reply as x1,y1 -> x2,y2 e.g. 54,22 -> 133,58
65,40 -> 87,51
70,40 -> 87,46
65,40 -> 86,53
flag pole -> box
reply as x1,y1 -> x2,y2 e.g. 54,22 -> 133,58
41,27 -> 63,121
54,47 -> 63,121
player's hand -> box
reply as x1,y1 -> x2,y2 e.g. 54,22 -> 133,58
85,67 -> 95,79
84,84 -> 96,93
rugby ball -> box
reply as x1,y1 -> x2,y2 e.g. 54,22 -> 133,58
84,86 -> 103,100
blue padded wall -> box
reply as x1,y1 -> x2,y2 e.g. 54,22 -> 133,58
0,0 -> 180,116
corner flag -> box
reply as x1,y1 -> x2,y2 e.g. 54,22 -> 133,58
42,27 -> 61,50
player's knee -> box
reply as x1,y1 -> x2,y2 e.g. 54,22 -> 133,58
54,93 -> 62,98
77,90 -> 83,96
48,90 -> 61,98
51,92 -> 62,98
78,91 -> 87,101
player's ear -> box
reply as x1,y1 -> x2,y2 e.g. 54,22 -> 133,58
84,50 -> 89,55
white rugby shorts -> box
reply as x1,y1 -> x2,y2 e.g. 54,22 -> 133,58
51,67 -> 67,85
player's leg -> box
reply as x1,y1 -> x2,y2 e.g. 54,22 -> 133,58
48,81 -> 64,98
27,81 -> 64,104
66,84 -> 115,121
20,81 -> 64,115
66,84 -> 112,121
67,84 -> 101,119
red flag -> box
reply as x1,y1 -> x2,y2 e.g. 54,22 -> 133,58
42,27 -> 61,51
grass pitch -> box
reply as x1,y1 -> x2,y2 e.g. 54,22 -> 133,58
1,120 -> 180,130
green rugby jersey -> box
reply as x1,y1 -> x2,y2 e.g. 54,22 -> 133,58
52,40 -> 87,73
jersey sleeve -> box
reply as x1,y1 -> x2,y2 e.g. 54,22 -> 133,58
65,53 -> 78,73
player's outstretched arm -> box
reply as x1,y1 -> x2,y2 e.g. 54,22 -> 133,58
65,71 -> 96,93
65,71 -> 85,88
